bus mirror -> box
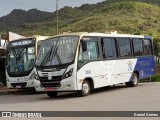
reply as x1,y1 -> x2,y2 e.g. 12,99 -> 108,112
82,41 -> 87,51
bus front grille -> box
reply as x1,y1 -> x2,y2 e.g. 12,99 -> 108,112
39,76 -> 63,88
11,82 -> 27,88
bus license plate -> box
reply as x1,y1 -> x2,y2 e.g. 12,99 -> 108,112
16,85 -> 22,88
47,88 -> 55,91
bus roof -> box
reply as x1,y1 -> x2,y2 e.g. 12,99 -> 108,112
51,32 -> 151,39
8,35 -> 49,43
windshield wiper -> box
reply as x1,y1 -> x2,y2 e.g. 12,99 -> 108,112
17,48 -> 26,60
50,45 -> 62,65
42,44 -> 60,66
11,49 -> 19,65
12,48 -> 25,60
40,46 -> 54,67
40,40 -> 59,67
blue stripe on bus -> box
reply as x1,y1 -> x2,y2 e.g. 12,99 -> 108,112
144,36 -> 152,40
130,56 -> 155,81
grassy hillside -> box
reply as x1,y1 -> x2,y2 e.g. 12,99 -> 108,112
0,0 -> 160,38
60,2 -> 160,38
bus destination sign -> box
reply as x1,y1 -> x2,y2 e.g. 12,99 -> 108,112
8,39 -> 35,48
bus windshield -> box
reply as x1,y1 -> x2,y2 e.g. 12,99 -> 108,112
7,46 -> 35,74
6,38 -> 35,76
36,36 -> 79,67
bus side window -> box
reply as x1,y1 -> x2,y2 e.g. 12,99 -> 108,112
144,39 -> 152,55
79,40 -> 99,61
85,41 -> 99,60
118,38 -> 132,57
102,38 -> 117,59
133,38 -> 144,56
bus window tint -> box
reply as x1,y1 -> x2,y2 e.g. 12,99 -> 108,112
103,38 -> 117,59
8,50 -> 16,72
133,39 -> 143,56
144,39 -> 152,55
80,41 -> 99,60
118,38 -> 131,57
27,47 -> 35,70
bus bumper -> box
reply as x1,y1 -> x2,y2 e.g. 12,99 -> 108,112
35,76 -> 78,92
6,80 -> 35,89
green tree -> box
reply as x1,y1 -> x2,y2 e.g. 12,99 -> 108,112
153,38 -> 160,56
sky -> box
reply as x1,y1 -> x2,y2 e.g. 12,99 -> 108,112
0,0 -> 105,17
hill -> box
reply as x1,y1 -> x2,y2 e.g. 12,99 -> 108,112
0,9 -> 52,31
0,0 -> 160,38
61,2 -> 160,38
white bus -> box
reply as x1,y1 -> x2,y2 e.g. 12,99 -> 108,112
6,36 -> 49,90
34,32 -> 155,97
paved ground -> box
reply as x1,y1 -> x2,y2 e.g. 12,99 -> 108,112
0,85 -> 26,95
0,82 -> 160,120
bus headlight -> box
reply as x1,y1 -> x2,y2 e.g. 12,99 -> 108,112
63,68 -> 73,79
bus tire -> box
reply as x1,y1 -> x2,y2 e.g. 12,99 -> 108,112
47,92 -> 58,97
126,73 -> 139,87
30,87 -> 36,92
79,80 -> 90,97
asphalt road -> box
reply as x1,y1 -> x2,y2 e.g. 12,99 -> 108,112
0,82 -> 160,120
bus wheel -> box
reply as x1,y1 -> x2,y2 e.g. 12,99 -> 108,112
47,92 -> 58,97
126,73 -> 139,87
79,80 -> 90,97
30,87 -> 36,93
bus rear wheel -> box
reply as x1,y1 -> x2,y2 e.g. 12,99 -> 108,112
47,91 -> 58,97
126,73 -> 139,87
79,80 -> 90,97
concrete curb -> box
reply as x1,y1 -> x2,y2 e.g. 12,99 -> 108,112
0,86 -> 21,95
0,86 -> 40,95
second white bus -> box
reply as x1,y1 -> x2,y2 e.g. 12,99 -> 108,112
6,36 -> 49,90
